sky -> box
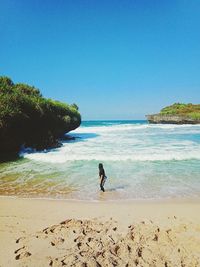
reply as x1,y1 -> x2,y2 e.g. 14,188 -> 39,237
1,0 -> 200,120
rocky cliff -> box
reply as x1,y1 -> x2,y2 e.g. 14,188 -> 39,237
146,114 -> 200,124
0,76 -> 81,160
146,103 -> 200,124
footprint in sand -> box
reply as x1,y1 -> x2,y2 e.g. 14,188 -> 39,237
14,218 -> 200,267
50,237 -> 65,247
15,246 -> 31,260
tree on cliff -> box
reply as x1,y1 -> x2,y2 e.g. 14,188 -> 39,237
0,76 -> 81,156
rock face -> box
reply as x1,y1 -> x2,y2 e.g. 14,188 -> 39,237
0,76 -> 81,160
146,114 -> 200,124
146,103 -> 200,124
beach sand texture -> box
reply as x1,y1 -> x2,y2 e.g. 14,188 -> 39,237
13,218 -> 200,267
1,198 -> 200,266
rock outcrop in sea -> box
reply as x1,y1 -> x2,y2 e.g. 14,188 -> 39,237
146,103 -> 200,124
146,114 -> 200,124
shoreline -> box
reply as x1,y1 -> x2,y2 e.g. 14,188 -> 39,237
1,197 -> 200,266
1,194 -> 200,204
1,196 -> 200,219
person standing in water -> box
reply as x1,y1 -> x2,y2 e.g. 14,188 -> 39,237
99,163 -> 107,192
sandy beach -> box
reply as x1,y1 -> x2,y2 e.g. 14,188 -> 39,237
0,197 -> 200,266
1,0 -> 200,265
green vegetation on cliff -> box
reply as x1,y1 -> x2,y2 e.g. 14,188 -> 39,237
0,76 -> 81,155
160,103 -> 200,120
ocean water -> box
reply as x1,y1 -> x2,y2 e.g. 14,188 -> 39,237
1,120 -> 200,201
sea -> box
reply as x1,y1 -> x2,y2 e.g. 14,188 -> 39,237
0,120 -> 200,201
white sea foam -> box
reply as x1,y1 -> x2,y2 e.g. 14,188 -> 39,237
1,122 -> 199,201
23,122 -> 200,163
24,151 -> 200,163
74,123 -> 200,134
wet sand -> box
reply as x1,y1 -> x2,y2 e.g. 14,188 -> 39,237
0,197 -> 200,266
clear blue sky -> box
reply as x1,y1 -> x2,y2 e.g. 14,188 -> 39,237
1,0 -> 200,120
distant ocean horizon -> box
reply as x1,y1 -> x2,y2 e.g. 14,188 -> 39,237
0,120 -> 200,201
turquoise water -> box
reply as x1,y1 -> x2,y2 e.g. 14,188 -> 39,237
0,120 -> 200,200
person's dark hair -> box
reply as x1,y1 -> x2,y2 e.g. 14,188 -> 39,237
99,163 -> 103,169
